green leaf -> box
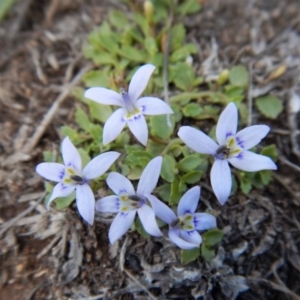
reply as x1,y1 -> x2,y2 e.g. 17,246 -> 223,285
88,100 -> 113,123
128,166 -> 143,180
55,192 -> 75,210
43,151 -> 54,162
0,0 -> 16,22
229,65 -> 249,87
78,148 -> 91,168
170,43 -> 197,62
260,144 -> 278,161
171,63 -> 196,91
82,70 -> 110,87
156,183 -> 171,203
259,170 -> 272,185
161,155 -> 177,183
181,170 -> 203,184
170,24 -> 185,51
177,154 -> 202,172
109,10 -> 130,29
75,107 -> 90,131
170,144 -> 182,157
255,95 -> 283,119
240,177 -> 252,194
135,216 -> 150,239
201,244 -> 215,262
60,126 -> 84,145
145,36 -> 158,56
180,248 -> 200,265
150,115 -> 175,139
147,140 -> 165,156
90,124 -> 103,144
170,177 -> 181,205
176,0 -> 201,16
202,228 -> 224,247
118,45 -> 148,62
182,103 -> 202,117
178,180 -> 187,193
99,33 -> 120,54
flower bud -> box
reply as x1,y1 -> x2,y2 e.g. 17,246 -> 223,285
217,69 -> 229,85
144,1 -> 154,22
289,91 -> 300,114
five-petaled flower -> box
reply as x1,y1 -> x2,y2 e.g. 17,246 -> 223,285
96,156 -> 165,244
178,102 -> 277,205
36,137 -> 120,225
84,64 -> 173,146
149,186 -> 216,249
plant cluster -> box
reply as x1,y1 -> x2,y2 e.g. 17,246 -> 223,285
37,0 -> 280,263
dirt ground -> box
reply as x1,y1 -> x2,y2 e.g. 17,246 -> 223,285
1,0 -> 300,299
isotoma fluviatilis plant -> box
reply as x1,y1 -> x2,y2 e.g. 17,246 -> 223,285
36,64 -> 277,250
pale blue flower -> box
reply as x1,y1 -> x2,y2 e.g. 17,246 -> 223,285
178,102 -> 277,205
149,186 -> 216,249
84,64 -> 173,146
96,156 -> 164,244
36,137 -> 120,225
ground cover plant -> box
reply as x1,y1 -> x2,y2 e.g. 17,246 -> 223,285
1,0 -> 300,299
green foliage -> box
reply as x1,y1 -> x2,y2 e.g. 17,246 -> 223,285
229,65 -> 249,87
135,216 -> 150,239
201,228 -> 224,262
0,0 -> 16,22
255,95 -> 283,119
180,248 -> 200,265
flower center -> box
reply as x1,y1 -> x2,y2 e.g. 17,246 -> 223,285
170,214 -> 195,231
63,167 -> 84,185
119,193 -> 145,212
215,136 -> 243,159
120,88 -> 141,118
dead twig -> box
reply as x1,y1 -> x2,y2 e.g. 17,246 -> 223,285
123,269 -> 158,300
23,63 -> 92,154
247,62 -> 253,126
8,0 -> 32,40
162,8 -> 173,128
119,236 -> 157,300
272,172 -> 300,205
278,156 -> 300,173
0,192 -> 46,236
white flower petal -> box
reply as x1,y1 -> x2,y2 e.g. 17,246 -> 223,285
47,183 -> 75,209
193,213 -> 217,231
216,102 -> 238,145
177,186 -> 200,216
137,156 -> 162,194
109,211 -> 136,244
95,195 -> 119,213
138,205 -> 162,237
36,162 -> 65,182
103,108 -> 127,145
228,150 -> 277,172
84,87 -> 123,107
61,137 -> 82,171
136,97 -> 174,115
146,194 -> 177,224
210,159 -> 232,205
168,228 -> 199,249
127,114 -> 148,146
178,126 -> 218,155
76,184 -> 95,225
106,172 -> 135,195
82,152 -> 120,180
128,64 -> 155,102
180,229 -> 202,245
236,125 -> 270,150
